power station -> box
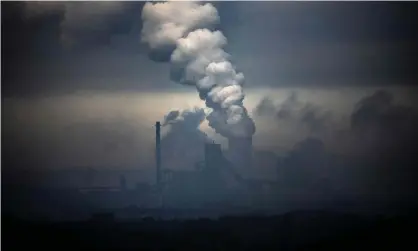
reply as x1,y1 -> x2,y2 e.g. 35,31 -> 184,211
153,121 -> 273,210
74,121 -> 275,218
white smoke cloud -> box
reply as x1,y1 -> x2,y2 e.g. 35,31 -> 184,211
170,29 -> 230,83
141,1 -> 219,50
141,1 -> 255,139
171,30 -> 227,63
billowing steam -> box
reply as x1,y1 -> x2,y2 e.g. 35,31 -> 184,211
141,1 -> 255,139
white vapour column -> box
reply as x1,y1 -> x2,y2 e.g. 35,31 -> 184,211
141,1 -> 255,169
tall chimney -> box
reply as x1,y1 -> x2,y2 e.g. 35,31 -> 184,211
155,121 -> 161,186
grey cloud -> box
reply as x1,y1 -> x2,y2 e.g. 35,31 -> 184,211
162,110 -> 180,126
253,97 -> 277,117
248,89 -> 418,206
254,89 -> 418,155
254,92 -> 333,135
164,108 -> 207,132
23,2 -> 129,47
272,90 -> 418,206
347,89 -> 418,154
23,2 -> 66,17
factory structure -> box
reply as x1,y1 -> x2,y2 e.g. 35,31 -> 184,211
7,120 -> 340,221
153,121 -> 276,211
64,121 -> 279,219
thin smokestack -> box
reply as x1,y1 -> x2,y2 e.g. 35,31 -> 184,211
155,121 -> 161,186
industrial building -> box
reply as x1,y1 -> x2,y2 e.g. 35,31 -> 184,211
70,121 -> 278,219
153,121 -> 276,211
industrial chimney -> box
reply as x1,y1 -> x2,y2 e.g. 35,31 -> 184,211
227,137 -> 253,176
155,121 -> 161,186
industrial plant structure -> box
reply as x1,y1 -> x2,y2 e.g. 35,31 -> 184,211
72,121 -> 277,219
153,121 -> 275,211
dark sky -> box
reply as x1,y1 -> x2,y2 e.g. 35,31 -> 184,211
2,1 -> 418,97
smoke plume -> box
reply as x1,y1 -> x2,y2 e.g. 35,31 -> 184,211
254,92 -> 333,136
163,110 -> 180,126
141,1 -> 255,139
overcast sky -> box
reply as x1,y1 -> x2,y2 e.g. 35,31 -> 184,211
2,1 -> 418,189
2,1 -> 418,97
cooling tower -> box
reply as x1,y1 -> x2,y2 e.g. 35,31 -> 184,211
204,143 -> 223,169
227,137 -> 253,173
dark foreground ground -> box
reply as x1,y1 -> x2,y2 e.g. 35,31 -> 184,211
2,210 -> 418,251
